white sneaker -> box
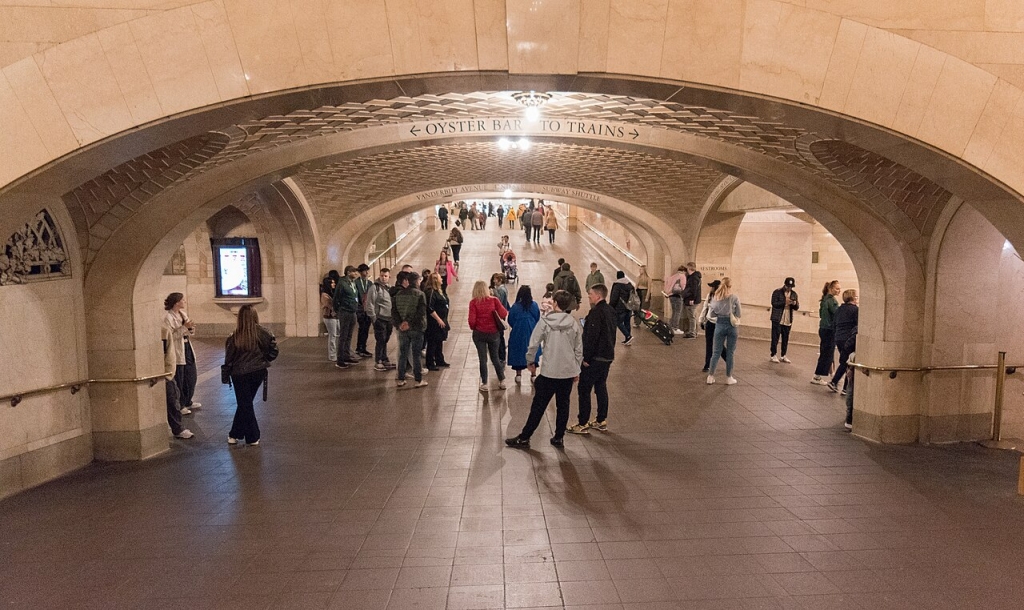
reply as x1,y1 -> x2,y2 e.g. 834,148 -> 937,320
414,380 -> 428,388
498,380 -> 507,390
479,383 -> 489,393
725,376 -> 738,385
515,374 -> 522,384
810,376 -> 827,385
227,437 -> 238,445
780,356 -> 792,364
706,375 -> 715,385
188,402 -> 202,409
179,407 -> 192,416
174,429 -> 194,439
673,329 -> 685,335
770,355 -> 780,363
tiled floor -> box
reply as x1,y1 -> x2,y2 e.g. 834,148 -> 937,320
2,222 -> 1024,609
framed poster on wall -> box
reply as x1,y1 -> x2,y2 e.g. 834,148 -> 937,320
210,237 -> 262,298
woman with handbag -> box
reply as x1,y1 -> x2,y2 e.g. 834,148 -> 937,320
468,280 -> 508,393
706,277 -> 741,386
223,304 -> 278,446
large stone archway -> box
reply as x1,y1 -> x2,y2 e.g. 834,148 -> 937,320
4,1 -> 1024,490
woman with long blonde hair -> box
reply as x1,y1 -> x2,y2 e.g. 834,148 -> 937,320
223,305 -> 278,445
468,280 -> 508,392
706,277 -> 741,385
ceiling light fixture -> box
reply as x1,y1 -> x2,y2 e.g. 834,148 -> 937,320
503,189 -> 513,197
498,138 -> 512,151
517,138 -> 531,150
511,91 -> 552,108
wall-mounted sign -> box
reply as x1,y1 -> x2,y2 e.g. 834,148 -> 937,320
210,237 -> 262,298
399,117 -> 649,144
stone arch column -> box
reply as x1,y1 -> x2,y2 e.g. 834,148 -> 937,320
84,186 -> 319,461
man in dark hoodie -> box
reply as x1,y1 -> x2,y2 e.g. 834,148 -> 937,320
608,270 -> 635,346
568,283 -> 617,434
680,262 -> 702,338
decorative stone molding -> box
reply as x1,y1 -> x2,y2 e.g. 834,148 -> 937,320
0,209 -> 70,286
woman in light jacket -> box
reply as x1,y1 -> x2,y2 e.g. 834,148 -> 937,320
706,277 -> 741,385
163,293 -> 194,414
321,277 -> 338,361
544,208 -> 558,244
223,304 -> 278,446
468,280 -> 508,392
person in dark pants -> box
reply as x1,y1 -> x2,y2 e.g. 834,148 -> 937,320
568,284 -> 617,435
505,290 -> 583,449
224,305 -> 278,446
812,280 -> 841,384
391,271 -> 429,388
180,331 -> 200,409
162,326 -> 192,439
608,271 -> 635,345
424,273 -> 450,371
438,204 -> 448,230
333,265 -> 360,369
770,277 -> 799,363
365,268 -> 395,371
354,264 -> 373,359
699,279 -> 725,372
844,348 -> 856,429
827,289 -> 859,393
468,280 -> 508,392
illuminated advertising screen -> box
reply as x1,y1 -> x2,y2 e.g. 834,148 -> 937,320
218,247 -> 249,296
210,238 -> 261,298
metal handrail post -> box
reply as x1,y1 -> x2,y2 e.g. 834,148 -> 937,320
993,351 -> 1007,442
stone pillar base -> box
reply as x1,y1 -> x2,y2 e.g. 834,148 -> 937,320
852,410 -> 993,444
0,434 -> 93,500
92,423 -> 169,462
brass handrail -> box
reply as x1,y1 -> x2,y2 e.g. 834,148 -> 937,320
849,352 -> 1020,446
2,373 -> 172,407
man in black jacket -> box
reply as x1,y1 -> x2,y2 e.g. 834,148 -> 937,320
770,277 -> 799,363
568,284 -> 617,434
680,262 -> 702,338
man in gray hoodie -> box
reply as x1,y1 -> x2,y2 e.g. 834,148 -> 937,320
505,290 -> 584,449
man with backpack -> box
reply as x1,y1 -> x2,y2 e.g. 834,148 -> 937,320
553,262 -> 582,312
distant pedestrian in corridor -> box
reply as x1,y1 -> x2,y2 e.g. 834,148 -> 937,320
545,207 -> 558,243
438,204 -> 448,230
355,264 -> 373,359
707,277 -> 741,385
585,262 -> 605,292
435,248 -> 458,294
505,290 -> 583,449
812,280 -> 841,385
569,284 -> 617,435
769,277 -> 799,363
531,206 -> 544,243
468,280 -> 508,392
553,258 -> 565,283
554,262 -> 582,312
224,304 -> 278,446
523,204 -> 534,243
827,289 -> 859,394
507,285 -> 541,383
448,225 -> 463,267
634,265 -> 651,327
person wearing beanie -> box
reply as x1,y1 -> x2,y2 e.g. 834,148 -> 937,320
770,277 -> 799,363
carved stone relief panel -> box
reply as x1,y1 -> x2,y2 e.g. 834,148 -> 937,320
0,209 -> 71,286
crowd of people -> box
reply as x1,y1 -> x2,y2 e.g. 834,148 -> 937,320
164,214 -> 859,446
438,199 -> 560,245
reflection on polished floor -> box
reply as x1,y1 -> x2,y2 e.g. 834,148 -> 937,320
2,224 -> 1023,609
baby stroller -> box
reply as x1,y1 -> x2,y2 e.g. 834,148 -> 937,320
501,250 -> 518,283
639,309 -> 673,345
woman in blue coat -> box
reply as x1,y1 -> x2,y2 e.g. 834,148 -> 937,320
507,285 -> 541,383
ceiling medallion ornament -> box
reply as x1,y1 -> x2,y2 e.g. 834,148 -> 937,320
511,91 -> 552,108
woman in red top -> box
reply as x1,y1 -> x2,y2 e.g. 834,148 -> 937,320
468,280 -> 508,393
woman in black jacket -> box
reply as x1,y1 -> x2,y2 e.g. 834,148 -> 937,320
224,304 -> 278,446
424,273 -> 450,370
827,289 -> 859,394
